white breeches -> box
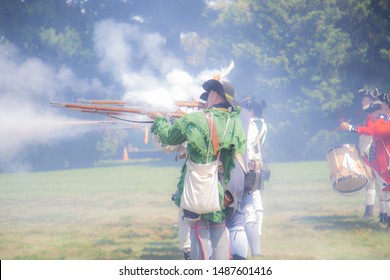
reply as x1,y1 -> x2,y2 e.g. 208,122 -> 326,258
177,208 -> 191,251
365,178 -> 376,206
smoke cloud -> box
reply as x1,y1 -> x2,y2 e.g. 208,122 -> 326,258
0,19 -> 222,171
0,43 -> 102,171
93,19 -> 216,109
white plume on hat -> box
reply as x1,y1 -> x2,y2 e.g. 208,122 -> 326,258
213,60 -> 235,81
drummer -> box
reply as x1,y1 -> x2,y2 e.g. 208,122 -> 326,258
339,89 -> 387,223
370,91 -> 390,231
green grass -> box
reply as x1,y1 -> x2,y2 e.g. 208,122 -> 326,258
0,161 -> 389,260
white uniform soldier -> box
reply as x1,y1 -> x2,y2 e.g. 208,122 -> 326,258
241,97 -> 268,256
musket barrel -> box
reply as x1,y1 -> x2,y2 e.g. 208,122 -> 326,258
77,99 -> 129,105
51,102 -> 187,118
175,101 -> 206,108
75,99 -> 205,108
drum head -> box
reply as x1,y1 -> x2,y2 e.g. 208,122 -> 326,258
333,175 -> 367,193
327,144 -> 357,154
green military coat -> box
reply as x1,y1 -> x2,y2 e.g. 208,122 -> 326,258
151,107 -> 246,222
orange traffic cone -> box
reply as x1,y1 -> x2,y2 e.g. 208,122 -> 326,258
123,146 -> 129,161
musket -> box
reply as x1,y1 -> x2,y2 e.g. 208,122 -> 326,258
75,99 -> 206,108
77,99 -> 128,106
175,100 -> 206,108
50,102 -> 186,118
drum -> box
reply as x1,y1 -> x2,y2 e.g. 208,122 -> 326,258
326,144 -> 368,193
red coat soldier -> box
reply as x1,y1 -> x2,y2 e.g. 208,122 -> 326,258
339,89 -> 383,220
370,91 -> 390,231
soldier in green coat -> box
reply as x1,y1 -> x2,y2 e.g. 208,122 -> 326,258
150,79 -> 246,260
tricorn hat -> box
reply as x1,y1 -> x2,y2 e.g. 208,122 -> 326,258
358,88 -> 380,99
200,79 -> 237,106
240,96 -> 267,117
378,91 -> 390,105
358,88 -> 383,113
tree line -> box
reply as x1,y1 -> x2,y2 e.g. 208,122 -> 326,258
0,0 -> 389,170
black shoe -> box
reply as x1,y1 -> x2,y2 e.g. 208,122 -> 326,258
363,205 -> 374,219
379,213 -> 388,224
386,217 -> 390,232
232,254 -> 247,260
183,251 -> 191,260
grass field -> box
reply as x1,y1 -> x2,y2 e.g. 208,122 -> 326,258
0,160 -> 389,260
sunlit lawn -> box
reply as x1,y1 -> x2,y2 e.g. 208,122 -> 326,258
0,161 -> 389,260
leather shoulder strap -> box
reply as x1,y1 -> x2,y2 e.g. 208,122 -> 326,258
235,152 -> 247,173
205,112 -> 219,157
